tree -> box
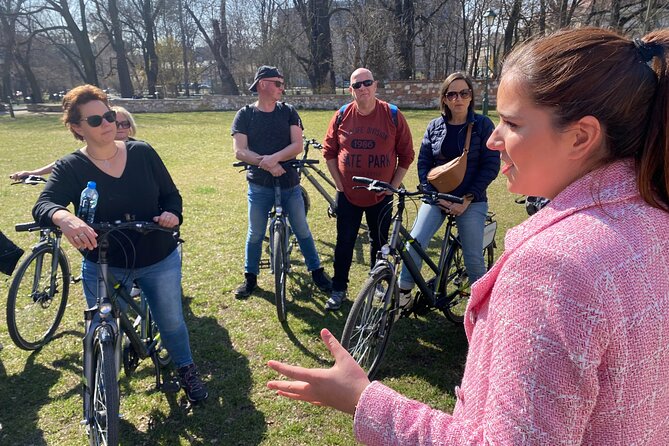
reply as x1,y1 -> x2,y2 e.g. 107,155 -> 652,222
289,0 -> 337,93
43,0 -> 99,85
185,0 -> 239,95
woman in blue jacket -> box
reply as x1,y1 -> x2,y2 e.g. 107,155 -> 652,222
398,72 -> 500,297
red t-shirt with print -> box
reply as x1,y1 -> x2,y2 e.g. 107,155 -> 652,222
322,100 -> 414,207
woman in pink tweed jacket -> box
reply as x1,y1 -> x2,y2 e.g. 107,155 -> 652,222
267,27 -> 669,445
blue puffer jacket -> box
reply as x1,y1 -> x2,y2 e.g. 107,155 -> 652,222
418,110 -> 499,202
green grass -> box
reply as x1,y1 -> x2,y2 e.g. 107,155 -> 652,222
0,109 -> 526,445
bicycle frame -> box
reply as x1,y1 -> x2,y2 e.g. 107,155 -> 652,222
267,177 -> 293,273
376,193 -> 458,309
297,139 -> 338,212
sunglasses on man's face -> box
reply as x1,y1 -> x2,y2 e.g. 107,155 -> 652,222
351,79 -> 375,89
81,110 -> 116,127
116,120 -> 131,129
263,79 -> 285,88
445,89 -> 472,101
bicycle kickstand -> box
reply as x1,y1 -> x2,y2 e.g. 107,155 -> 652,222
151,354 -> 180,393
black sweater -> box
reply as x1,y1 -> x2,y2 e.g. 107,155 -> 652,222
33,141 -> 182,268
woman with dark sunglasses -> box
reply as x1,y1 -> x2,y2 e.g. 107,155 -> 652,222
32,84 -> 208,403
397,72 -> 500,300
9,105 -> 139,180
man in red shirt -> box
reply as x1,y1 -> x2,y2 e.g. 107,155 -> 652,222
322,68 -> 415,310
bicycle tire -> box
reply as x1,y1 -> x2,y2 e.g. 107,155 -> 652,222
341,266 -> 397,380
6,244 -> 70,350
299,185 -> 310,216
273,222 -> 288,322
442,243 -> 469,324
147,308 -> 171,367
442,244 -> 495,324
89,337 -> 119,446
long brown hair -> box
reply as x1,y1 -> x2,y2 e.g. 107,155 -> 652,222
501,27 -> 669,210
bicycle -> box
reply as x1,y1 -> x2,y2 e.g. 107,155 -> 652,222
81,220 -> 177,446
340,177 -> 497,379
234,159 -> 319,322
6,175 -> 76,350
298,138 -> 338,218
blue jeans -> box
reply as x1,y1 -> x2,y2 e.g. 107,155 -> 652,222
398,201 -> 488,290
245,182 -> 321,275
81,249 -> 193,368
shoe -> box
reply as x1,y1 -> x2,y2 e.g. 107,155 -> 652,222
178,363 -> 209,403
374,283 -> 386,299
399,288 -> 413,309
325,289 -> 347,311
311,268 -> 332,292
234,273 -> 257,299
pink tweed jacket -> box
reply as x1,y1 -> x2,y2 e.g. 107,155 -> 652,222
353,159 -> 669,445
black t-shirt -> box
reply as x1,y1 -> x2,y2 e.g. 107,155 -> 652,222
231,102 -> 303,188
33,141 -> 182,268
440,122 -> 468,161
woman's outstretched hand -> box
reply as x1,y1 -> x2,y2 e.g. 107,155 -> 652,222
267,328 -> 371,415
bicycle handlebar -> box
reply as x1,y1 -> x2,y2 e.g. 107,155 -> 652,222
10,175 -> 47,185
88,221 -> 179,235
303,138 -> 323,150
351,176 -> 464,204
233,159 -> 319,171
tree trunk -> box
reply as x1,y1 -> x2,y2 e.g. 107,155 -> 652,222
293,0 -> 336,93
108,0 -> 133,97
142,0 -> 159,96
185,0 -> 239,95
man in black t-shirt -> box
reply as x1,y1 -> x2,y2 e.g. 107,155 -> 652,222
231,65 -> 331,298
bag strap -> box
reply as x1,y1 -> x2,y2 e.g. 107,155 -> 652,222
463,123 -> 473,154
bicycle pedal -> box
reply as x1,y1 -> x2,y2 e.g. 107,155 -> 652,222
259,259 -> 271,269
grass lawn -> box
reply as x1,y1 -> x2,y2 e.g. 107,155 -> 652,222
0,109 -> 527,445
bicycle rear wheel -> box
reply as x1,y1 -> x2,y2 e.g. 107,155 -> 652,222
273,222 -> 288,322
6,244 -> 70,350
442,243 -> 469,324
89,338 -> 119,446
341,266 -> 397,380
442,243 -> 495,324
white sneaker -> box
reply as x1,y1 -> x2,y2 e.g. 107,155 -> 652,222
325,290 -> 347,311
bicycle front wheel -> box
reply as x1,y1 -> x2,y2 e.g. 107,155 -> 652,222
6,244 -> 70,350
89,338 -> 119,446
341,266 -> 397,380
273,222 -> 288,322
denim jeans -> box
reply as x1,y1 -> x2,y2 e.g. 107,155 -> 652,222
81,249 -> 193,368
332,193 -> 392,292
398,201 -> 488,290
245,182 -> 321,275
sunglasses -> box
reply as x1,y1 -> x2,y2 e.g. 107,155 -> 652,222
81,110 -> 116,127
263,79 -> 285,88
116,120 -> 131,129
351,79 -> 375,89
445,89 -> 472,101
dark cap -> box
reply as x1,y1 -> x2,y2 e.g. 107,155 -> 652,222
249,65 -> 283,92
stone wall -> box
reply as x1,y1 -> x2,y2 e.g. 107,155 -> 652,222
26,80 -> 498,114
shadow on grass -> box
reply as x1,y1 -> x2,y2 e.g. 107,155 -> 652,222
0,350 -> 61,446
372,312 -> 469,394
115,293 -> 266,445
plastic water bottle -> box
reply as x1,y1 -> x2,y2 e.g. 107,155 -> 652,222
78,181 -> 99,224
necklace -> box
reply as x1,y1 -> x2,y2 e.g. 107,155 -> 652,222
86,145 -> 119,168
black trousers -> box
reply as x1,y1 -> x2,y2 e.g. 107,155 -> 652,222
332,192 -> 392,292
